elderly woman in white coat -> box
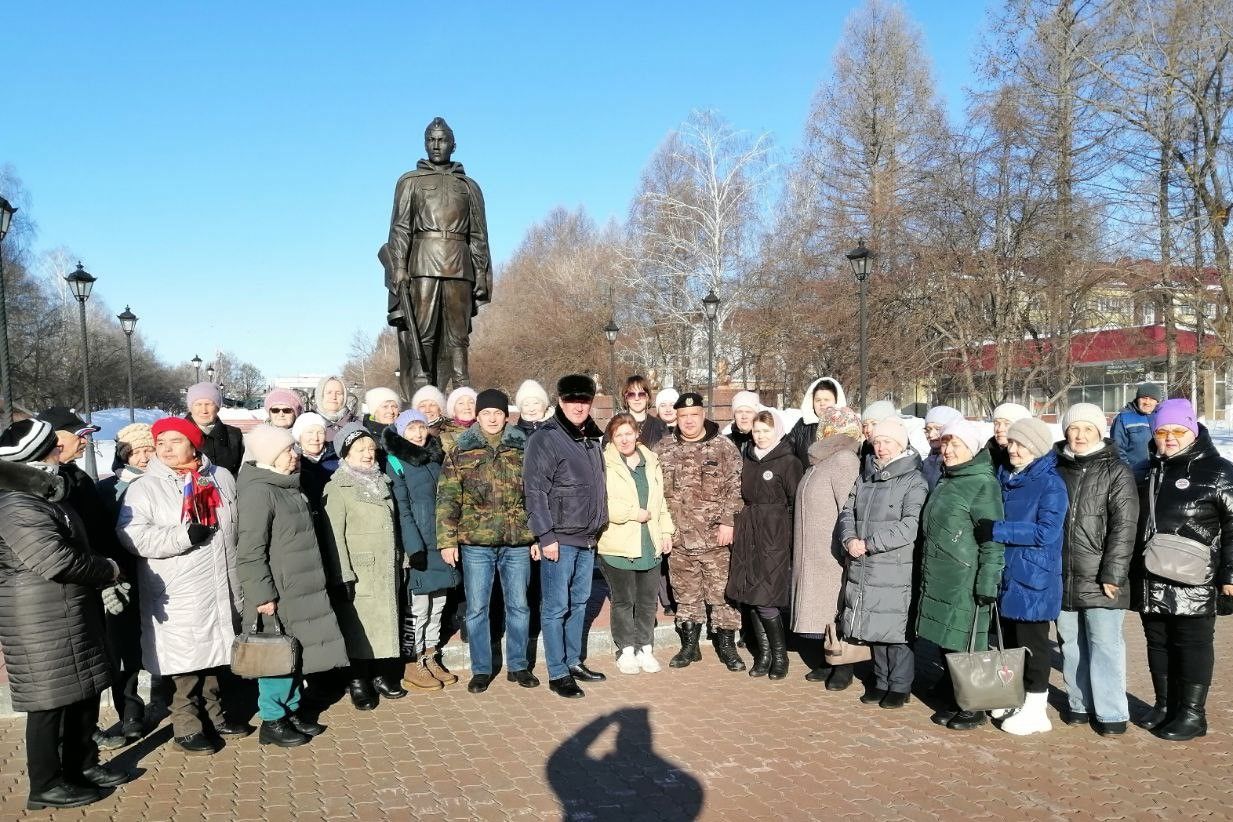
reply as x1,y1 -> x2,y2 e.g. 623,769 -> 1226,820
117,417 -> 244,756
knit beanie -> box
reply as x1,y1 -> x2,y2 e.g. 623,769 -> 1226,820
186,382 -> 223,408
411,385 -> 447,416
244,424 -> 296,467
115,423 -> 155,464
152,417 -> 204,450
0,419 -> 58,463
1152,398 -> 1198,437
731,391 -> 761,412
1007,418 -> 1054,458
445,387 -> 478,418
873,418 -> 909,451
514,380 -> 550,410
1061,403 -> 1108,437
365,387 -> 400,413
291,412 -> 327,442
394,409 -> 428,435
992,403 -> 1032,424
476,389 -> 510,416
861,400 -> 898,423
655,388 -> 679,408
940,419 -> 983,457
924,405 -> 963,428
1136,383 -> 1165,402
263,388 -> 304,416
335,422 -> 373,459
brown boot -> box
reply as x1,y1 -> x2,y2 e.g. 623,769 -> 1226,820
402,659 -> 443,691
425,652 -> 459,685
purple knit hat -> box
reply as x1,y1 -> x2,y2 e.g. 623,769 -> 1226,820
1152,398 -> 1197,436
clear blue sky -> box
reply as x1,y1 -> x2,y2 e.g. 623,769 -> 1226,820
3,1 -> 988,379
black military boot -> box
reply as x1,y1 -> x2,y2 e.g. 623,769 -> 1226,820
713,629 -> 746,671
1136,671 -> 1171,731
747,611 -> 770,677
760,613 -> 790,681
669,621 -> 702,668
1154,682 -> 1208,741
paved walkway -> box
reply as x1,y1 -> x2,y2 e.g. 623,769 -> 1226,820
0,618 -> 1229,820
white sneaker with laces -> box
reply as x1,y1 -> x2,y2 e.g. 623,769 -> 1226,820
617,646 -> 642,674
638,645 -> 661,673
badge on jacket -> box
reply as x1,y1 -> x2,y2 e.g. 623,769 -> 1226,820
1176,478 -> 1190,490
762,470 -> 773,481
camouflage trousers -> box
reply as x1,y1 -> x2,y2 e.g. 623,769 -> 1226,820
667,546 -> 741,630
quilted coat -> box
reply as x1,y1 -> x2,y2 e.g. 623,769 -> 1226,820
726,439 -> 804,607
993,452 -> 1068,622
383,430 -> 460,593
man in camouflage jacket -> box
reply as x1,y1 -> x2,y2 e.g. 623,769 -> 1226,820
654,393 -> 745,670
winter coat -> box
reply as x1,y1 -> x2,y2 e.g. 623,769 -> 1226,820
916,448 -> 1006,652
61,462 -> 134,576
598,443 -> 675,560
655,420 -> 744,552
787,376 -> 848,468
0,461 -> 114,712
298,447 -> 338,516
727,439 -> 804,607
791,435 -> 861,634
637,414 -> 669,447
235,465 -> 349,675
515,416 -> 550,438
524,411 -> 608,549
188,416 -> 244,478
383,430 -> 460,593
438,418 -> 473,451
116,456 -> 240,676
985,437 -> 1011,474
437,425 -> 535,550
320,465 -> 401,659
1054,442 -> 1138,610
993,452 -> 1067,622
1111,402 -> 1154,482
837,450 -> 928,644
724,425 -> 753,453
922,450 -> 944,491
1132,426 -> 1233,617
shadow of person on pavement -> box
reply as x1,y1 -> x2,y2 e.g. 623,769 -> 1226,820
546,707 -> 703,822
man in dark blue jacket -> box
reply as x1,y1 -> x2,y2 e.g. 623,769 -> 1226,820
523,374 -> 608,698
1110,383 -> 1162,482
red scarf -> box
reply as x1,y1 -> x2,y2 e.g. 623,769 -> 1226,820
174,460 -> 221,527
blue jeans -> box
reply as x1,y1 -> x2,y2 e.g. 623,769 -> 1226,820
256,675 -> 301,722
540,544 -> 595,680
461,545 -> 532,676
1056,608 -> 1129,723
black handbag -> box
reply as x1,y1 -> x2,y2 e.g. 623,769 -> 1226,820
944,603 -> 1026,712
231,613 -> 300,679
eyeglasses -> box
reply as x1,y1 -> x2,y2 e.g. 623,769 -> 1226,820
1154,427 -> 1191,440
625,391 -> 647,399
269,408 -> 295,414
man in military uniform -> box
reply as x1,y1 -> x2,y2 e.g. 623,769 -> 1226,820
654,392 -> 745,671
380,117 -> 492,396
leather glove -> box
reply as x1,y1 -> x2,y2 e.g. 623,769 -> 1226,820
187,523 -> 216,545
101,583 -> 128,615
974,519 -> 996,545
408,551 -> 428,572
974,593 -> 997,606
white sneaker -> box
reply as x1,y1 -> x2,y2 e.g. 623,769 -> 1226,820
1001,691 -> 1052,736
638,645 -> 661,673
617,647 -> 641,675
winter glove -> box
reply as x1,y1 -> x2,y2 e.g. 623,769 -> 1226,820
974,593 -> 997,606
408,551 -> 428,572
973,519 -> 996,545
187,523 -> 216,545
101,581 -> 132,615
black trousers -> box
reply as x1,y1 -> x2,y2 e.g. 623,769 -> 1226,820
600,560 -> 660,650
25,695 -> 100,794
871,643 -> 914,692
1001,618 -> 1053,693
397,277 -> 474,394
1141,613 -> 1216,686
106,607 -> 144,722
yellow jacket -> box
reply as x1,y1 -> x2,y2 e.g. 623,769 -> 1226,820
597,442 -> 675,559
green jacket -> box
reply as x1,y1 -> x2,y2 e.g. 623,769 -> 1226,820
436,425 -> 534,550
915,448 -> 1006,652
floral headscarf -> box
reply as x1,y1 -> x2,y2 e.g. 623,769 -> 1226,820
818,405 -> 862,441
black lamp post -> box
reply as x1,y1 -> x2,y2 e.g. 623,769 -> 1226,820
65,262 -> 98,479
846,239 -> 873,411
603,318 -> 620,410
0,196 -> 16,430
118,305 -> 138,423
206,364 -> 216,383
702,289 -> 721,411
191,354 -> 202,383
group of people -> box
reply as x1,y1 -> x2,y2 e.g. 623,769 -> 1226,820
0,370 -> 1230,810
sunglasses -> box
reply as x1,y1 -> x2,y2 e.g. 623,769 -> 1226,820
625,391 -> 648,399
269,408 -> 296,414
1154,427 -> 1191,440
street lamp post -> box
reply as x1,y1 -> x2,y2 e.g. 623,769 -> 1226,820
65,262 -> 98,479
206,364 -> 216,383
603,318 -> 619,411
846,239 -> 873,411
118,305 -> 138,423
0,196 -> 17,431
191,354 -> 202,383
702,289 -> 721,412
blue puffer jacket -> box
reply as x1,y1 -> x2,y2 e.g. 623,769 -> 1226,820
993,451 -> 1068,622
383,430 -> 460,594
1111,402 -> 1153,482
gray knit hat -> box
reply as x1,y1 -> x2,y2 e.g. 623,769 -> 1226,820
1135,383 -> 1164,402
1007,418 -> 1054,459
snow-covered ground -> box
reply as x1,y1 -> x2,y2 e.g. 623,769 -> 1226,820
82,407 -> 268,478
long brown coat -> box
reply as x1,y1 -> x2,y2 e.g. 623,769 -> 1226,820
790,435 -> 861,634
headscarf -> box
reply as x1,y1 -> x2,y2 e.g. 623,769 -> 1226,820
753,408 -> 787,460
314,375 -> 351,424
818,405 -> 862,441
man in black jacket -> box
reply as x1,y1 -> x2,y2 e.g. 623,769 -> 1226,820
524,375 -> 608,698
184,382 -> 243,477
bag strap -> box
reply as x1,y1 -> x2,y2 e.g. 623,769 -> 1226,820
249,613 -> 286,635
967,602 -> 1006,653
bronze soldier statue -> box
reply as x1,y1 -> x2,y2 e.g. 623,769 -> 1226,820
379,117 -> 492,396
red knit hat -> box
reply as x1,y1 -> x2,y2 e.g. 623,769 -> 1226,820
152,417 -> 204,450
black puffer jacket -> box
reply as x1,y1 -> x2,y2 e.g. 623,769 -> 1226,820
0,460 -> 115,712
1054,441 -> 1139,610
1132,426 -> 1233,616
187,414 -> 245,478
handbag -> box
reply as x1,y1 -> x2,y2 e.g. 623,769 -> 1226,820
944,603 -> 1026,712
1143,470 -> 1214,585
824,558 -> 871,665
230,613 -> 300,679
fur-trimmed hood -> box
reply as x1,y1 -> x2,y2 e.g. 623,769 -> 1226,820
453,424 -> 527,454
0,459 -> 66,501
382,428 -> 445,467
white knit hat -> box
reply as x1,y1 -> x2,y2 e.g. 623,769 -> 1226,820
245,424 -> 296,467
731,391 -> 761,412
411,385 -> 447,416
924,405 -> 963,427
1061,403 -> 1108,437
862,400 -> 898,423
655,388 -> 679,408
514,380 -> 550,410
992,403 -> 1032,424
445,387 -> 478,418
364,387 -> 400,413
291,412 -> 327,442
940,419 -> 983,456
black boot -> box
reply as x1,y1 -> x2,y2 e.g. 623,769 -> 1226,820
348,660 -> 378,710
1136,671 -> 1171,730
373,663 -> 409,700
26,781 -> 104,811
669,621 -> 703,668
760,613 -> 789,681
259,718 -> 311,747
748,611 -> 770,677
1154,682 -> 1208,741
826,664 -> 854,691
713,629 -> 746,671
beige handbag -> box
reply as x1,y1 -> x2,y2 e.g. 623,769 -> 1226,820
824,559 -> 871,664
231,614 -> 300,679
